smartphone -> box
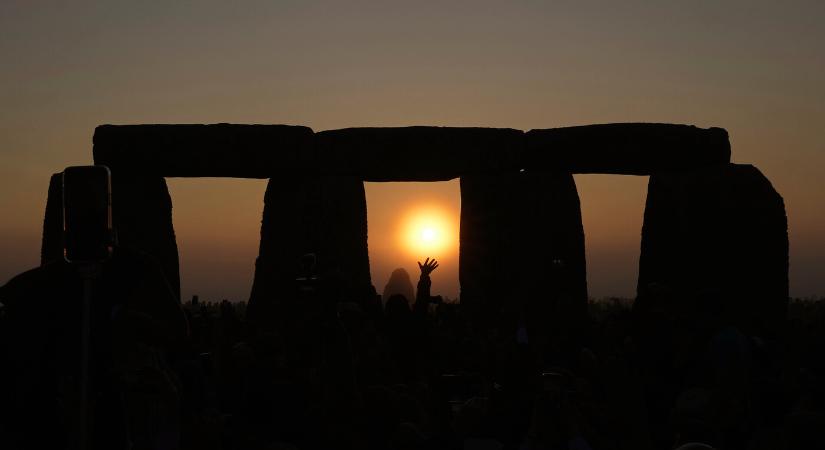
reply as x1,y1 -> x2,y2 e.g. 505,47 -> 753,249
541,371 -> 565,392
63,166 -> 113,263
541,371 -> 577,398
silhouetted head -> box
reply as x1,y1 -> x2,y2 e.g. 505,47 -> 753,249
385,294 -> 411,319
382,268 -> 415,305
674,445 -> 715,450
672,388 -> 716,447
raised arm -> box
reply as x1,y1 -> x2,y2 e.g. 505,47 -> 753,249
414,257 -> 438,314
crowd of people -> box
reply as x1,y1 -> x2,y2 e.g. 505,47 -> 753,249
1,248 -> 824,450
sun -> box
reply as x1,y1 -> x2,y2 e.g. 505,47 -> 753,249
400,206 -> 455,256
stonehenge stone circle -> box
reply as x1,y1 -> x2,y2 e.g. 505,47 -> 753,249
37,122 -> 787,336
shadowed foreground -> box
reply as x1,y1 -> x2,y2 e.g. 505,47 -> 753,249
1,258 -> 822,449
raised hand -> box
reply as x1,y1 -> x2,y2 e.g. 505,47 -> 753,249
417,257 -> 439,276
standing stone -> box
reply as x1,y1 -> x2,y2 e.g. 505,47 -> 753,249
110,174 -> 180,300
638,163 -> 789,338
459,171 -> 587,345
39,172 -> 180,300
41,173 -> 65,265
248,175 -> 371,328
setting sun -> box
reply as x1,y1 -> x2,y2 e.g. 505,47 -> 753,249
364,181 -> 461,300
400,205 -> 456,256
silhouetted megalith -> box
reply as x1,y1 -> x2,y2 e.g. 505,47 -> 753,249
526,123 -> 730,174
460,171 -> 587,336
41,173 -> 64,265
313,127 -> 524,181
40,122 -> 751,332
92,123 -> 728,179
638,163 -> 789,337
248,175 -> 370,327
93,124 -> 314,178
109,174 -> 180,300
38,171 -> 180,299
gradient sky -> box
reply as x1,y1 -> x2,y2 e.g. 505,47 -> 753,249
1,1 -> 823,302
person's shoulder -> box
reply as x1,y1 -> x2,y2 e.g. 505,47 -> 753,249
0,262 -> 70,308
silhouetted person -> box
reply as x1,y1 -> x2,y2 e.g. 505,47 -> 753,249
381,258 -> 439,385
382,267 -> 415,308
0,245 -> 187,450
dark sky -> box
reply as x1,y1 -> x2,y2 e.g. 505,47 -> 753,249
1,1 -> 823,301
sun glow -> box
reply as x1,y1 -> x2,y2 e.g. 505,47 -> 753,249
400,206 -> 456,256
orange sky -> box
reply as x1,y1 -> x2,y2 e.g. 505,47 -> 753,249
1,1 -> 823,301
364,181 -> 461,300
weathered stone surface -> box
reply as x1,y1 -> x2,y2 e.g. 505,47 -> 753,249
459,171 -> 587,339
41,173 -> 64,265
248,175 -> 371,327
314,127 -> 524,181
526,123 -> 730,175
110,174 -> 180,300
638,163 -> 789,337
93,124 -> 314,178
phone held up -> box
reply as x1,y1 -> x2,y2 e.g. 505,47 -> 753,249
62,166 -> 113,264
